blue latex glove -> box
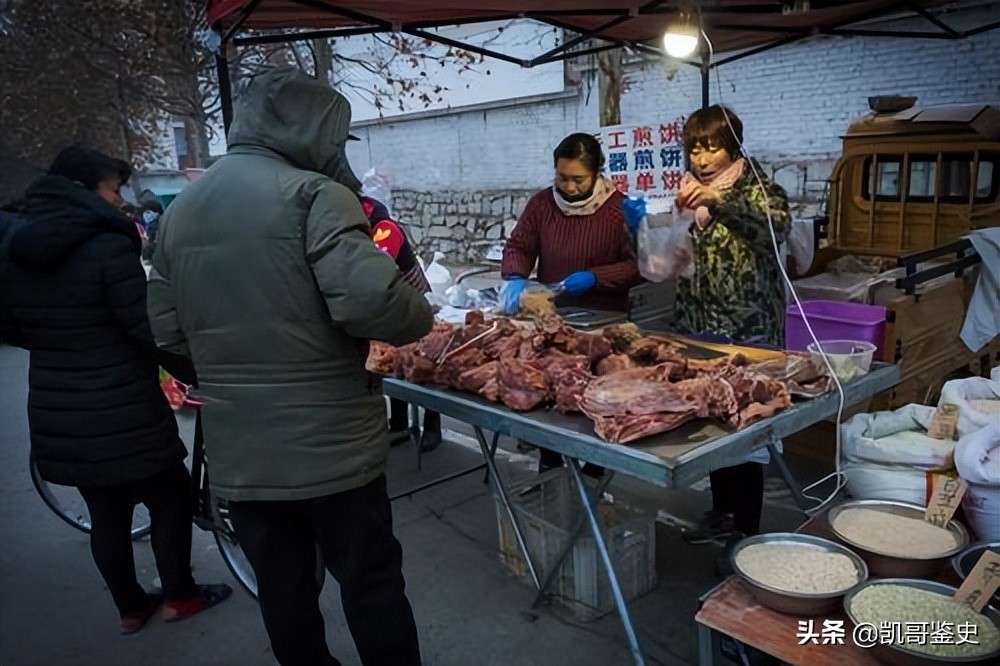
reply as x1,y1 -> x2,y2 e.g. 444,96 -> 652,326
621,196 -> 646,238
562,271 -> 596,295
501,277 -> 526,315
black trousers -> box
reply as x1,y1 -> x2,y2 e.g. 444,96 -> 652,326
709,462 -> 765,536
389,397 -> 440,433
78,461 -> 196,614
227,475 -> 421,666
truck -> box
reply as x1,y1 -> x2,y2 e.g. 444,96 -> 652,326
807,97 -> 999,408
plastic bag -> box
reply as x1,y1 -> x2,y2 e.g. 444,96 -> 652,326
938,374 -> 1000,439
635,198 -> 694,282
425,251 -> 453,296
360,168 -> 393,216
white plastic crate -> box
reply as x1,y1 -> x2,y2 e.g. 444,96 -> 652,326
493,467 -> 657,621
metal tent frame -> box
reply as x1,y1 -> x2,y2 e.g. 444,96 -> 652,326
207,0 -> 999,128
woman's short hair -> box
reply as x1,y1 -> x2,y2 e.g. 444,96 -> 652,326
48,145 -> 132,191
553,133 -> 605,173
681,105 -> 744,159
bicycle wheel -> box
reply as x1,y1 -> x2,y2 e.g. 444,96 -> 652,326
208,494 -> 259,599
29,455 -> 151,540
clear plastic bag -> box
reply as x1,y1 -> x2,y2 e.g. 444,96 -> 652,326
636,199 -> 694,282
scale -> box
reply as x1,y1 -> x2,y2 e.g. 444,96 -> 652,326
556,307 -> 628,330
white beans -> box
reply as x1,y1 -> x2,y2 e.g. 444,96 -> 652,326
850,584 -> 1000,658
833,507 -> 958,558
735,543 -> 860,594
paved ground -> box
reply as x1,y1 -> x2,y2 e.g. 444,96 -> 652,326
0,343 -> 815,666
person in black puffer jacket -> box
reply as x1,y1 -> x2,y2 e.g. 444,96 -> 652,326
0,145 -> 230,635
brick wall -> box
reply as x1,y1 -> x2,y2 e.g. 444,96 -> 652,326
346,6 -> 1000,262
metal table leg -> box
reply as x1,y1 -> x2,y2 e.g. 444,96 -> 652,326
530,471 -> 615,609
473,426 -> 542,589
566,458 -> 646,666
410,402 -> 423,471
698,623 -> 717,666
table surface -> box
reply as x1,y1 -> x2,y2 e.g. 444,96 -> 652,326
382,362 -> 901,489
694,513 -> 962,666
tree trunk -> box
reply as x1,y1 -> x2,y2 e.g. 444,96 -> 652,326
312,38 -> 333,86
596,49 -> 623,127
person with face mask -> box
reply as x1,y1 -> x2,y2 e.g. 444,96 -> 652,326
147,67 -> 431,666
501,133 -> 641,473
139,201 -> 163,261
501,133 -> 641,315
671,105 -> 790,569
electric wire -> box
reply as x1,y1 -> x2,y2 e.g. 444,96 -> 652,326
699,28 -> 848,515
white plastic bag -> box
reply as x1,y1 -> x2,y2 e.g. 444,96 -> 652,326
841,404 -> 953,505
955,423 -> 1000,541
938,374 -> 1000,439
425,251 -> 453,296
636,199 -> 694,282
841,404 -> 950,468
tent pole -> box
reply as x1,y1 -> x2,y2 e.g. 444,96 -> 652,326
216,50 -> 234,134
700,50 -> 710,109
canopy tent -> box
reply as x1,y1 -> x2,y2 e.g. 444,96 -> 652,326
205,1 -> 998,127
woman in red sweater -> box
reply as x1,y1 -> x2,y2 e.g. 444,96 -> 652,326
501,133 -> 641,313
502,133 -> 641,473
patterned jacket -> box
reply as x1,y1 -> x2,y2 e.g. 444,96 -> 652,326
673,161 -> 790,347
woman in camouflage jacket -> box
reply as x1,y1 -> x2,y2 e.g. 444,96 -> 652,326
671,105 -> 791,552
673,105 -> 790,348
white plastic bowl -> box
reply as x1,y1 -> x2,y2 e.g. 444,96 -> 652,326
807,339 -> 876,381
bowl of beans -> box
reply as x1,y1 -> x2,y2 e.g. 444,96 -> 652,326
730,532 -> 869,616
844,578 -> 1000,665
828,500 -> 970,578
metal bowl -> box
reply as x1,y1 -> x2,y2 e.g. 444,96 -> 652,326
953,541 -> 1000,605
730,532 -> 869,616
828,499 -> 970,578
844,578 -> 1000,666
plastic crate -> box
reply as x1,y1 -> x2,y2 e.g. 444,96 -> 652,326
785,300 -> 887,361
493,468 -> 657,621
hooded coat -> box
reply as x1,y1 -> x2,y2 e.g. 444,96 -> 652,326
1,175 -> 186,487
147,67 -> 434,502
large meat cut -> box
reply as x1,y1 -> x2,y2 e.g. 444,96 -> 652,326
366,311 -> 831,444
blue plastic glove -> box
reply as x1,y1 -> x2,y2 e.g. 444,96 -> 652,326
562,271 -> 596,295
621,196 -> 646,238
501,277 -> 526,315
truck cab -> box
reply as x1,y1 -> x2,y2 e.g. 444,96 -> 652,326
828,98 -> 998,256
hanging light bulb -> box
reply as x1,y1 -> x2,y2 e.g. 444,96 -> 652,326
663,12 -> 699,59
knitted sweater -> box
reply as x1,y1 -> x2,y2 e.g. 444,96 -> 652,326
501,188 -> 641,312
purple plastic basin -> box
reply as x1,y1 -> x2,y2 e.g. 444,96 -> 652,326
785,300 -> 887,360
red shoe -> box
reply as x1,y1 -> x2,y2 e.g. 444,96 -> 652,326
120,592 -> 162,635
161,584 -> 233,623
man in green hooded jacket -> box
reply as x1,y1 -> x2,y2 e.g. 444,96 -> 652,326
147,67 -> 432,666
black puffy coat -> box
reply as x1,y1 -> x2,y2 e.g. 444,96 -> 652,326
1,175 -> 186,487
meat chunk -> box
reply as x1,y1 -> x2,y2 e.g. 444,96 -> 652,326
552,365 -> 594,414
457,361 -> 501,402
594,353 -> 635,376
366,341 -> 396,374
434,348 -> 486,389
499,357 -> 550,411
627,336 -> 688,367
602,322 -> 643,353
396,344 -> 436,384
415,321 -> 457,361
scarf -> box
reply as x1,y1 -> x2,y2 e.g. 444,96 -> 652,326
679,157 -> 745,228
552,175 -> 616,216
